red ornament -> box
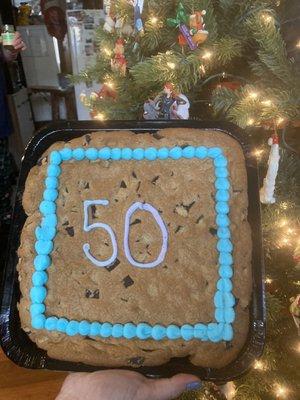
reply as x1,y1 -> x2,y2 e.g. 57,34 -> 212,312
97,84 -> 117,100
271,133 -> 279,144
178,33 -> 187,46
111,38 -> 127,76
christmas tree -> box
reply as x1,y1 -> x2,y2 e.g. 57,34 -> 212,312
73,1 -> 300,399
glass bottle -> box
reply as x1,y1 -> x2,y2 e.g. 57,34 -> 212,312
2,25 -> 15,51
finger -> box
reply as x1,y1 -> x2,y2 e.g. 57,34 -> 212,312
145,374 -> 202,400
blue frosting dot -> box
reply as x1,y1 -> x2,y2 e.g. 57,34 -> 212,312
195,146 -> 208,159
217,227 -> 231,239
207,323 -> 223,342
30,286 -> 47,303
112,324 -> 123,338
182,146 -> 195,158
45,317 -> 58,331
85,148 -> 98,160
101,322 -> 113,338
50,151 -> 62,165
123,323 -> 136,339
217,239 -> 233,253
43,189 -> 58,202
224,308 -> 235,323
79,320 -> 91,336
215,201 -> 229,214
121,148 -> 132,160
215,308 -> 225,323
73,147 -> 85,160
169,146 -> 182,160
214,291 -> 224,308
215,167 -> 228,178
223,324 -> 233,341
47,164 -> 61,178
34,255 -> 51,271
151,325 -> 166,340
215,177 -> 230,190
144,147 -> 157,161
216,214 -> 230,227
41,214 -> 57,228
216,189 -> 230,202
219,252 -> 233,265
208,147 -> 222,158
136,323 -> 152,339
98,147 -> 111,160
219,265 -> 233,278
60,148 -> 72,161
194,323 -> 208,340
57,318 -> 68,332
166,324 -> 181,339
157,147 -> 169,159
66,320 -> 79,336
39,200 -> 56,215
45,177 -> 58,189
90,322 -> 102,336
214,155 -> 228,167
30,303 -> 45,317
32,314 -> 46,329
132,148 -> 144,160
224,292 -> 235,307
35,240 -> 53,255
35,225 -> 56,241
32,271 -> 48,286
111,148 -> 122,160
181,324 -> 194,341
217,278 -> 233,292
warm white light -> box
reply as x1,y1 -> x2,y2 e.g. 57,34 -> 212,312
265,277 -> 273,284
253,148 -> 264,158
103,47 -> 112,56
105,81 -> 114,88
94,113 -> 105,121
296,342 -> 300,353
253,359 -> 267,370
274,383 -> 288,398
286,228 -> 294,234
261,13 -> 274,23
247,118 -> 255,125
202,51 -> 212,60
280,202 -> 289,210
222,72 -> 226,78
167,62 -> 176,69
278,218 -> 288,227
277,117 -> 285,125
150,16 -> 158,24
296,40 -> 300,49
199,65 -> 206,74
261,99 -> 272,106
249,92 -> 258,99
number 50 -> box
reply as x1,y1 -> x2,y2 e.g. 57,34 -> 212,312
83,200 -> 169,269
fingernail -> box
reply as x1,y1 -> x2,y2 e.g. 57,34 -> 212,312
186,381 -> 202,391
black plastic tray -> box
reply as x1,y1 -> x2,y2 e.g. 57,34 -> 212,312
0,120 -> 265,383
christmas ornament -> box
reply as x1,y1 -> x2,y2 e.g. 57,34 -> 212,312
189,10 -> 208,45
128,0 -> 144,33
260,133 -> 280,204
167,2 -> 197,51
104,1 -> 134,36
143,83 -> 190,120
111,38 -> 127,76
289,295 -> 300,335
17,2 -> 32,26
220,382 -> 236,399
97,84 -> 117,100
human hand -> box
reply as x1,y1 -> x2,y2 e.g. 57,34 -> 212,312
56,369 -> 202,400
11,31 -> 27,53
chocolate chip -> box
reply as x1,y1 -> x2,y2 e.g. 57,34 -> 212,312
123,275 -> 134,288
86,336 -> 96,341
163,265 -> 168,269
128,357 -> 145,366
121,297 -> 128,302
137,193 -> 141,198
233,188 -> 243,193
65,226 -> 74,237
65,187 -> 69,193
151,176 -> 159,185
196,215 -> 204,224
91,205 -> 96,219
130,218 -> 141,226
175,225 -> 183,234
120,180 -> 127,188
132,171 -> 137,179
153,133 -> 164,140
85,289 -> 99,299
106,258 -> 120,272
85,134 -> 91,144
170,172 -> 174,176
62,221 -> 69,226
209,227 -> 217,236
141,348 -> 155,353
136,181 -> 141,192
114,199 -> 119,202
104,242 -> 109,247
226,341 -> 233,350
181,144 -> 189,149
175,259 -> 178,263
84,182 -> 90,189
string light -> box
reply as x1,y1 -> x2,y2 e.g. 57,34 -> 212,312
265,277 -> 273,284
105,81 -> 114,88
94,113 -> 105,121
103,47 -> 112,56
202,51 -> 212,60
278,218 -> 288,227
222,72 -> 226,78
253,359 -> 267,370
280,202 -> 289,210
199,65 -> 206,74
150,16 -> 158,24
249,92 -> 259,99
274,383 -> 288,398
296,40 -> 300,49
167,62 -> 176,69
296,342 -> 300,353
277,116 -> 285,125
253,148 -> 264,158
261,99 -> 272,106
247,118 -> 255,125
261,12 -> 274,23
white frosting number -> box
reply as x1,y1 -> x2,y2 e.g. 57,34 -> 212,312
83,200 -> 168,269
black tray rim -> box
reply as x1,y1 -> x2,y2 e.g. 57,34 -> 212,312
0,120 -> 265,383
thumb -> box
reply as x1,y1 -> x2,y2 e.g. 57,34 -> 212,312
145,374 -> 202,400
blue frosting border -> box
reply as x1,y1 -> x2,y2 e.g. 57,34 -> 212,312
30,145 -> 235,342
